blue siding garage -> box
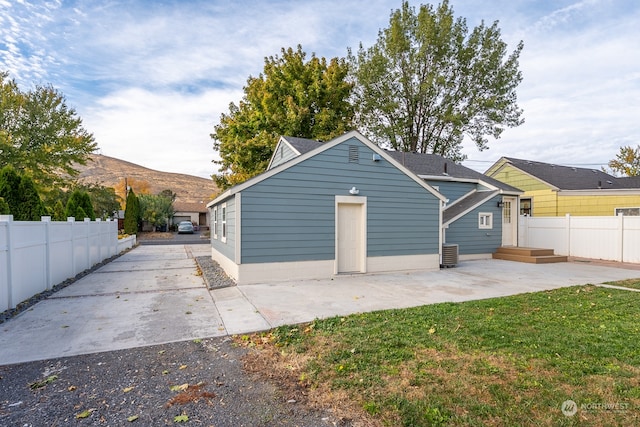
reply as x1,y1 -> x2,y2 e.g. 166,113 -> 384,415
208,131 -> 445,284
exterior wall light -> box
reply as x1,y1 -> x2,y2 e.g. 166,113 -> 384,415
349,187 -> 360,195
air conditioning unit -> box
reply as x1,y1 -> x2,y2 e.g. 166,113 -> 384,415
441,243 -> 459,268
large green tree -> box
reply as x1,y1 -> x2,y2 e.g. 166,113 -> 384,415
349,1 -> 524,161
607,145 -> 640,177
211,45 -> 354,190
0,166 -> 46,220
139,193 -> 174,230
0,71 -> 97,192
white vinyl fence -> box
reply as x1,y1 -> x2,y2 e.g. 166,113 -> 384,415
519,214 -> 640,263
0,215 -> 136,312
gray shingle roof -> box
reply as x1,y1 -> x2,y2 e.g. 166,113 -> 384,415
499,157 -> 627,190
443,190 -> 498,224
282,136 -> 323,154
618,176 -> 640,188
386,151 -> 521,193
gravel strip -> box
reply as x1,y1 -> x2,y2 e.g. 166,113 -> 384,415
195,256 -> 236,290
0,338 -> 344,426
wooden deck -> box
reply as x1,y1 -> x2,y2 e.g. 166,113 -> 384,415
493,247 -> 568,264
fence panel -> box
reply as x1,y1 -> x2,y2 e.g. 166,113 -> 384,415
519,214 -> 638,263
0,222 -> 8,312
49,221 -> 74,287
569,216 -> 621,261
0,217 -> 125,312
520,216 -> 569,255
623,217 -> 640,263
11,222 -> 48,307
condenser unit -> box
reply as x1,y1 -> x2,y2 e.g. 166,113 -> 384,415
441,243 -> 459,268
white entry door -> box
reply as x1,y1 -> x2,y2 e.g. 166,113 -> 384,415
501,197 -> 518,246
337,202 -> 365,273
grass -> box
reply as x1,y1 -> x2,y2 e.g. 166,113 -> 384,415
238,283 -> 640,426
605,278 -> 640,290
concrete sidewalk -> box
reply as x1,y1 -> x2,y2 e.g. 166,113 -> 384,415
2,244 -> 639,365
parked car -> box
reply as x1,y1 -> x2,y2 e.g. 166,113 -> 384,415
177,221 -> 194,234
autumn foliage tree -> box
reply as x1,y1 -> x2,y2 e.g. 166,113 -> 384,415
211,45 -> 354,190
607,145 -> 640,177
349,1 -> 524,161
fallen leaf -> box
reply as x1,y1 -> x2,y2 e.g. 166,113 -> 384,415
76,409 -> 95,419
174,413 -> 189,422
428,327 -> 436,334
127,415 -> 139,422
179,365 -> 187,370
123,386 -> 134,393
29,375 -> 58,390
68,385 -> 77,392
162,370 -> 169,375
170,383 -> 189,392
158,350 -> 165,355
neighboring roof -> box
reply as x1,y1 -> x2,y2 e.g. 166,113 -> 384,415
385,151 -> 522,194
443,190 -> 499,225
207,131 -> 447,207
173,201 -> 208,213
618,176 -> 640,188
282,136 -> 323,155
491,157 -> 628,190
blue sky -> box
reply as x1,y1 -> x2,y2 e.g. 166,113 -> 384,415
1,0 -> 639,179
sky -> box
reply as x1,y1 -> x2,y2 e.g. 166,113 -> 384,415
1,0 -> 639,179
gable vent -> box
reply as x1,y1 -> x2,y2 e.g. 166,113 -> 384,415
348,145 -> 359,163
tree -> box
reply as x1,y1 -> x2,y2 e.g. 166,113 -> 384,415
123,189 -> 140,234
65,189 -> 96,220
52,200 -> 65,221
0,197 -> 9,215
114,178 -> 151,207
0,166 -> 46,220
607,145 -> 640,177
81,183 -> 120,220
139,193 -> 174,230
212,45 -> 354,190
349,1 -> 524,161
0,166 -> 22,214
0,71 -> 97,192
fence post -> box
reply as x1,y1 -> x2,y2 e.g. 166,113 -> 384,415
564,214 -> 571,257
0,215 -> 13,310
42,216 -> 52,290
617,213 -> 624,262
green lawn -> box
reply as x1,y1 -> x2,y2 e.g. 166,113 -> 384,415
605,278 -> 640,290
241,284 -> 640,426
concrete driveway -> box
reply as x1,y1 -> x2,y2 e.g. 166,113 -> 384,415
1,244 -> 639,365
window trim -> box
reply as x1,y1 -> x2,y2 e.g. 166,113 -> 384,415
479,212 -> 493,229
212,206 -> 218,239
221,203 -> 227,243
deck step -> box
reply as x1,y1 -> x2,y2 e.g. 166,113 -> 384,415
492,247 -> 567,264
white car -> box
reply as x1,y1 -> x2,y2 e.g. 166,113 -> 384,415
177,221 -> 194,234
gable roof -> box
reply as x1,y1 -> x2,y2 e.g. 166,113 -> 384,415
208,131 -> 447,207
385,151 -> 522,194
283,136 -> 323,155
443,190 -> 499,225
489,157 -> 628,190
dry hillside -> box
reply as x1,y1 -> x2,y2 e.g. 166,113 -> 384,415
74,154 -> 217,206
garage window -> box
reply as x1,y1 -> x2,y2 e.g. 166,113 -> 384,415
221,204 -> 227,243
212,206 -> 218,239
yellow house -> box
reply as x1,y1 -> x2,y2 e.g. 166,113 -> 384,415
485,157 -> 640,216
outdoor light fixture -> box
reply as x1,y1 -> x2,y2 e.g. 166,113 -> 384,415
497,201 -> 504,208
349,186 -> 360,195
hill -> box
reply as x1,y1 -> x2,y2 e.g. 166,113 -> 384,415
74,154 -> 217,206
